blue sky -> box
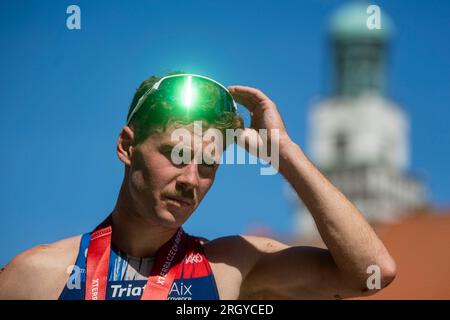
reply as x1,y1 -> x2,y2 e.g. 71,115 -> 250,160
1,0 -> 449,266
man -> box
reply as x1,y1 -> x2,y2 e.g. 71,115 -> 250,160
0,73 -> 396,300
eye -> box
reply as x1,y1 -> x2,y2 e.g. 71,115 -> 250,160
199,162 -> 218,176
160,146 -> 182,165
160,145 -> 197,167
162,148 -> 175,160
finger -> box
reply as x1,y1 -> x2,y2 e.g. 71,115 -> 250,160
228,86 -> 272,112
235,128 -> 266,158
228,86 -> 271,103
227,86 -> 258,112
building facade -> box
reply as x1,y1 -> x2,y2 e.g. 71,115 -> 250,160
295,2 -> 427,239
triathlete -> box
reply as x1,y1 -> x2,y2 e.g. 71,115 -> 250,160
0,74 -> 396,300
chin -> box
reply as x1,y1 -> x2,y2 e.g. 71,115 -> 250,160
155,208 -> 191,228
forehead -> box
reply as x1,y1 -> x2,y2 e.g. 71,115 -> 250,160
149,122 -> 221,148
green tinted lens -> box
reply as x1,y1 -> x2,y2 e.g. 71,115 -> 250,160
127,75 -> 237,124
155,75 -> 236,115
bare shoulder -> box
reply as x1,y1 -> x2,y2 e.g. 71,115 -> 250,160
0,235 -> 82,300
202,234 -> 289,260
200,234 -> 289,300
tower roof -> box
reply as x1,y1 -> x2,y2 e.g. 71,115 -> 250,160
330,1 -> 393,41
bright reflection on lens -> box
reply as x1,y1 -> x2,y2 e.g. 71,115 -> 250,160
182,76 -> 196,108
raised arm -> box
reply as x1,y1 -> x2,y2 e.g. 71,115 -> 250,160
228,85 -> 397,299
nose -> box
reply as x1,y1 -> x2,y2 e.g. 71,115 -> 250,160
176,162 -> 200,194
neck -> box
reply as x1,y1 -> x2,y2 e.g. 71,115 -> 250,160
108,179 -> 179,258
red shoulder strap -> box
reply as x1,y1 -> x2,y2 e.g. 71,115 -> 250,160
179,235 -> 213,279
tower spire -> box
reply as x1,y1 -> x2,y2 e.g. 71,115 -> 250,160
329,1 -> 392,97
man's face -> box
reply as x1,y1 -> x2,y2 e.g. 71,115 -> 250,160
124,122 -> 222,228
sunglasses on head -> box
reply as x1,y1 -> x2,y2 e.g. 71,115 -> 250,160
126,74 -> 238,125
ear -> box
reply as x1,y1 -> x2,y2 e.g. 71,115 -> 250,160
117,126 -> 135,166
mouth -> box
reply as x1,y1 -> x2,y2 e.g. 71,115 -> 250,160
164,196 -> 194,208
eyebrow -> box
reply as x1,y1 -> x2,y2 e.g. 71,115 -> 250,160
158,142 -> 177,150
158,143 -> 193,153
158,143 -> 179,153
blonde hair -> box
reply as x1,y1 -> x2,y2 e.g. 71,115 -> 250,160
127,73 -> 244,145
